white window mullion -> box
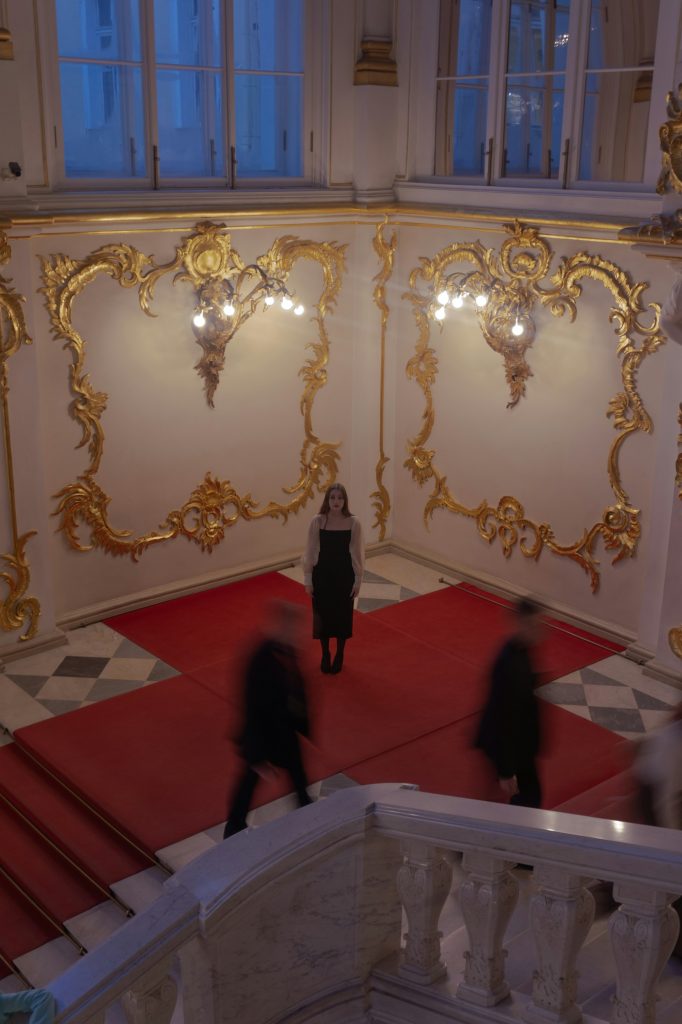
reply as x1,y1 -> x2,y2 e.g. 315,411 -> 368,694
225,0 -> 236,186
141,0 -> 159,187
488,0 -> 509,183
562,0 -> 589,188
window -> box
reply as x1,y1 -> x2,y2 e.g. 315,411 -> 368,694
54,0 -> 307,185
436,0 -> 661,189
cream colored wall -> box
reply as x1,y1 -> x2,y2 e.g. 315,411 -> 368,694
8,216 -> 383,622
388,221 -> 675,636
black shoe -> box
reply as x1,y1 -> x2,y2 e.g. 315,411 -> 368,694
321,651 -> 331,673
330,652 -> 344,674
223,821 -> 247,840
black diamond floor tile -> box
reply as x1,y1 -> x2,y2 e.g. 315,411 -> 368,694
53,655 -> 110,678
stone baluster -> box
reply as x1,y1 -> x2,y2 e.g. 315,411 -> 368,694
122,960 -> 178,1024
456,851 -> 519,1007
396,839 -> 454,983
177,935 -> 216,1024
608,883 -> 679,1024
523,866 -> 595,1024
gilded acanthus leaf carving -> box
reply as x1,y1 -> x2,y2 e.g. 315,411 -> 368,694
657,84 -> 682,195
41,223 -> 346,560
0,231 -> 41,641
405,221 -> 664,592
370,219 -> 396,540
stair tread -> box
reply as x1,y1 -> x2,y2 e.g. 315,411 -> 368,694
0,876 -> 61,964
13,937 -> 82,988
0,745 -> 151,883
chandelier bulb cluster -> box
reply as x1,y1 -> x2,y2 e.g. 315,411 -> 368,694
430,283 -> 527,339
191,266 -> 305,331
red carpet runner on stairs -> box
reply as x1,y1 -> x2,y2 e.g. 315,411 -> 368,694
5,572 -> 630,975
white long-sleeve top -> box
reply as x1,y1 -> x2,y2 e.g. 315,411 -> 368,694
302,514 -> 364,588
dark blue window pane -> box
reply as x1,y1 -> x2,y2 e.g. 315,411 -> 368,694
505,76 -> 563,177
156,69 -> 224,176
234,0 -> 303,72
235,74 -> 302,176
508,0 -> 571,74
56,0 -> 141,61
60,62 -> 146,177
454,0 -> 491,76
154,0 -> 222,68
452,82 -> 488,175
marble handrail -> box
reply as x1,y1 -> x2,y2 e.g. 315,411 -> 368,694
48,784 -> 682,1024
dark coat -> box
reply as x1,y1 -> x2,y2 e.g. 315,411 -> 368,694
238,639 -> 309,766
475,637 -> 540,779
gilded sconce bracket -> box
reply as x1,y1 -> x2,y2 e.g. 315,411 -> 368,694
370,218 -> 397,541
40,223 -> 346,560
0,232 -> 40,640
404,221 -> 664,592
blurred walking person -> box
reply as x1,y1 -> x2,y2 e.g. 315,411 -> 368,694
223,602 -> 312,839
475,597 -> 545,808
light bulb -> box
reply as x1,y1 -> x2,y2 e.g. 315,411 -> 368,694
437,289 -> 450,305
475,292 -> 488,308
434,306 -> 446,321
193,311 -> 206,328
222,302 -> 235,317
264,294 -> 275,306
281,296 -> 294,310
511,319 -> 524,337
294,304 -> 305,316
451,293 -> 464,309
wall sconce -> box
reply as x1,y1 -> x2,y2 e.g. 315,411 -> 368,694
419,221 -> 547,407
157,221 -> 307,407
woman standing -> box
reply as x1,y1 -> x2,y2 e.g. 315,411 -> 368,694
303,484 -> 364,673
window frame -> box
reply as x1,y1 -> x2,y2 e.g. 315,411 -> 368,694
47,0 -> 317,191
433,0 -> 672,194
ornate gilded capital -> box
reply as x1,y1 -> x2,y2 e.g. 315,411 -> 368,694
354,39 -> 397,86
405,222 -> 665,591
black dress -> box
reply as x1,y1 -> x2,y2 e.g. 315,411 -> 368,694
312,529 -> 354,640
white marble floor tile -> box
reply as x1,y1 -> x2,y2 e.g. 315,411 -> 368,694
582,683 -> 638,709
365,553 -> 459,594
111,866 -> 168,913
635,673 -> 682,707
279,565 -> 304,584
35,676 -> 95,701
560,704 -> 593,722
65,622 -> 124,658
65,901 -> 128,951
0,674 -> 53,732
639,708 -> 672,732
593,654 -> 651,687
13,937 -> 80,988
99,657 -> 153,680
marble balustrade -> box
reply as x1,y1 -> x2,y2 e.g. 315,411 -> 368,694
46,785 -> 682,1024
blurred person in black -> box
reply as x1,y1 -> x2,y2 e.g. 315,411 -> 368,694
223,601 -> 312,839
475,596 -> 545,808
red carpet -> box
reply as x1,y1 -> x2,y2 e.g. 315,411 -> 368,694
371,585 -> 623,682
4,572 -> 633,972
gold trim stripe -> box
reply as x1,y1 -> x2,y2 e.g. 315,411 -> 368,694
370,218 -> 396,540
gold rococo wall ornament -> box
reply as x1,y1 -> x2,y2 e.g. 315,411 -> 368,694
657,84 -> 682,195
40,222 -> 346,560
369,218 -> 396,541
404,221 -> 665,592
0,232 -> 40,640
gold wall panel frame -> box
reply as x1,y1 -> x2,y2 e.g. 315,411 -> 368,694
404,221 -> 665,592
669,406 -> 682,660
40,223 -> 347,560
370,218 -> 396,540
0,232 -> 40,640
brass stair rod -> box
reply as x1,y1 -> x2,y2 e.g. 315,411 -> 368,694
0,864 -> 86,956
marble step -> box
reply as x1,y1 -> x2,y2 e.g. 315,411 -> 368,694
65,900 -> 130,953
13,936 -> 82,988
111,865 -> 167,913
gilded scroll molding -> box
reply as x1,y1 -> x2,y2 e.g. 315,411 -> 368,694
657,84 -> 682,196
404,222 -> 665,592
40,223 -> 346,560
0,232 -> 40,640
370,218 -> 396,540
